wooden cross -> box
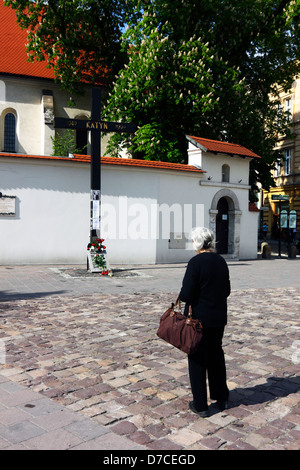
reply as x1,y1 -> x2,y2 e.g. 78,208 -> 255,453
54,87 -> 136,243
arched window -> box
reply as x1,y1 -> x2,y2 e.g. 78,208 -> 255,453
222,164 -> 230,182
3,112 -> 16,152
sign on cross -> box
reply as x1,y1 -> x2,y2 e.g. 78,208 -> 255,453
54,87 -> 136,244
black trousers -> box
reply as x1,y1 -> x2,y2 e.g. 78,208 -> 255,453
188,326 -> 229,411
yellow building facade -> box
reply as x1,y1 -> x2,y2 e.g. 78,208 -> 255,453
262,77 -> 300,242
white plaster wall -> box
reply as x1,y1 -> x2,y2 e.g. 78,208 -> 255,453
0,78 -> 44,154
0,77 -> 109,156
155,171 -> 206,263
0,158 -> 90,264
240,211 -> 259,259
187,142 -> 202,168
101,166 -> 158,264
100,166 -> 205,264
201,153 -> 250,184
0,157 -> 258,265
188,142 -> 251,186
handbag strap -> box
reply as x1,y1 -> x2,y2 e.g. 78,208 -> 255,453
174,296 -> 193,318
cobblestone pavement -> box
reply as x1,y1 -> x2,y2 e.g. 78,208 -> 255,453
0,258 -> 299,450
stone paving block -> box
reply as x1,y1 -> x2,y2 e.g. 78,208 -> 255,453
225,406 -> 252,419
242,413 -> 268,428
144,422 -> 171,439
22,428 -> 83,450
286,412 -> 300,426
271,417 -> 297,432
0,420 -> 45,445
130,430 -> 153,445
151,404 -> 178,419
156,391 -> 177,401
67,400 -> 87,412
243,431 -> 273,449
128,413 -> 157,428
0,389 -> 45,408
0,407 -> 30,426
70,432 -> 146,450
18,397 -> 64,416
215,427 -> 244,443
265,401 -> 291,419
189,418 -> 220,436
31,409 -> 83,431
0,368 -> 23,378
106,377 -> 132,388
198,435 -> 227,450
1,442 -> 29,450
105,408 -> 133,421
0,375 -> 8,384
168,428 -> 203,446
65,419 -> 109,440
146,438 -> 183,450
81,404 -> 108,417
109,420 -> 138,436
226,440 -> 257,450
256,424 -> 283,440
0,381 -> 25,393
91,413 -> 118,426
207,412 -> 237,427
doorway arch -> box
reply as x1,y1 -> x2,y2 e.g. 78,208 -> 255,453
209,189 -> 242,258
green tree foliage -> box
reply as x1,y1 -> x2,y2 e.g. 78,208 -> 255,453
4,0 -> 137,93
51,129 -> 88,156
6,0 -> 300,198
104,9 -> 247,162
104,0 -> 300,198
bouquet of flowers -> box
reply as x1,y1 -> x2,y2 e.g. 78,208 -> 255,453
87,238 -> 106,253
87,238 -> 110,275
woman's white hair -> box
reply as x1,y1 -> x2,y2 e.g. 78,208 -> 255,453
191,227 -> 215,252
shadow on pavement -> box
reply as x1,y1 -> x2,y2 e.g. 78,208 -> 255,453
0,290 -> 67,302
210,376 -> 300,414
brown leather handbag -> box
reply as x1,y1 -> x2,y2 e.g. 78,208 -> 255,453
157,297 -> 203,354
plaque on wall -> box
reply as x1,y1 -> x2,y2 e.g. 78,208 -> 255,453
169,232 -> 189,249
42,90 -> 54,124
0,195 -> 16,216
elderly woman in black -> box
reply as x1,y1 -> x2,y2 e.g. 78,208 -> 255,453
179,227 -> 230,417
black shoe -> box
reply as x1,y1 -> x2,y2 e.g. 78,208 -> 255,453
189,401 -> 209,418
216,401 -> 228,411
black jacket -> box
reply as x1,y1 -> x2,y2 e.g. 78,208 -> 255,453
179,252 -> 231,327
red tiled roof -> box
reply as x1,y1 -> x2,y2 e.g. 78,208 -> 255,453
93,155 -> 205,173
0,152 -> 205,174
187,135 -> 260,159
0,2 -> 55,79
